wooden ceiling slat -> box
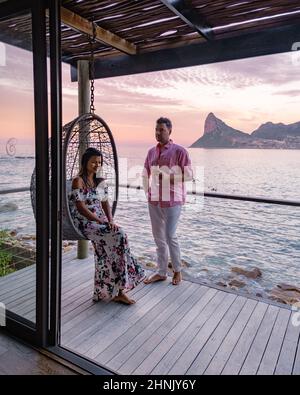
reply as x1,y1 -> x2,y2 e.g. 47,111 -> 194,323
2,0 -> 300,64
195,0 -> 300,20
59,0 -> 300,58
209,6 -> 300,22
98,9 -> 177,32
215,15 -> 300,38
60,6 -> 136,55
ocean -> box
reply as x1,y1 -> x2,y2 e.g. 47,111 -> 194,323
0,145 -> 299,296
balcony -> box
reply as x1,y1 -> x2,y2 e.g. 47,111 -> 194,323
1,247 -> 299,375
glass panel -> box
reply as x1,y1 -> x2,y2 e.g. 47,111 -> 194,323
0,11 -> 36,325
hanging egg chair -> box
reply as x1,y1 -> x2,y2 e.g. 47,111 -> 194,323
30,113 -> 119,240
31,24 -> 119,240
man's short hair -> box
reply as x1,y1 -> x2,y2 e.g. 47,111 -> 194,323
156,117 -> 172,130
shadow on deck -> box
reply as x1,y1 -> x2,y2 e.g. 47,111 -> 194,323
1,251 -> 300,375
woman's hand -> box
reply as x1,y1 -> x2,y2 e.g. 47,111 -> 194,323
108,221 -> 119,232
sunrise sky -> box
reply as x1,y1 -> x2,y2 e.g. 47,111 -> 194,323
1,41 -> 300,149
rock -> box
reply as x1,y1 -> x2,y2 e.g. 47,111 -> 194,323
146,262 -> 157,268
168,259 -> 189,268
231,266 -> 262,279
269,288 -> 300,305
0,202 -> 18,212
229,279 -> 246,288
22,235 -> 32,240
277,283 -> 300,293
181,259 -> 190,268
63,245 -> 73,253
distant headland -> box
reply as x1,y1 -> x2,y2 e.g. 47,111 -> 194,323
190,113 -> 300,149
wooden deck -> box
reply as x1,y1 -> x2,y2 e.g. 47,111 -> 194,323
1,252 -> 300,375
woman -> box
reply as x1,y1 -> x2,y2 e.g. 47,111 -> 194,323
69,147 -> 145,304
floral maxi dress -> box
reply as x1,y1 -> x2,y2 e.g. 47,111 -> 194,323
69,184 -> 145,301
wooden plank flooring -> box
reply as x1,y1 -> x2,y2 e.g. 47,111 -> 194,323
0,252 -> 300,375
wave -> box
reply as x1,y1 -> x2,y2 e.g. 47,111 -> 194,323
0,156 -> 35,160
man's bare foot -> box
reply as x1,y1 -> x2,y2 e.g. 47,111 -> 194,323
113,291 -> 136,305
172,271 -> 182,285
143,273 -> 167,284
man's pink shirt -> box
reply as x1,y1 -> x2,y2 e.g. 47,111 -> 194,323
143,140 -> 193,207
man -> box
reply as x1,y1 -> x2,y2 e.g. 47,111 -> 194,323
143,117 -> 193,285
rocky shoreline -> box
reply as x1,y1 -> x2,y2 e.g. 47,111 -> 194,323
142,258 -> 300,308
2,230 -> 300,308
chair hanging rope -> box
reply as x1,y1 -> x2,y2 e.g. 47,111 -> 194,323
89,21 -> 96,114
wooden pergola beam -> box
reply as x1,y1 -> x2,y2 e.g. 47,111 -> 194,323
70,22 -> 300,80
160,0 -> 214,40
60,7 -> 137,55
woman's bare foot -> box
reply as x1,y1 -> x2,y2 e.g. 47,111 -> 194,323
143,273 -> 167,284
113,291 -> 136,305
172,271 -> 182,285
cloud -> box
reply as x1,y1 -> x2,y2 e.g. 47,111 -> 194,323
2,42 -> 300,146
94,87 -> 182,107
209,52 -> 300,86
98,65 -> 261,92
273,89 -> 300,97
0,77 -> 33,93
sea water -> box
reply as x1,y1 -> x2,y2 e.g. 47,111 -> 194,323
0,147 -> 299,294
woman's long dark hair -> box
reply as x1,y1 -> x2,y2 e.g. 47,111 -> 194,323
78,147 -> 104,188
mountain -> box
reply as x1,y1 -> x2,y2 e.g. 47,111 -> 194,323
190,113 -> 251,148
252,121 -> 300,139
190,113 -> 300,149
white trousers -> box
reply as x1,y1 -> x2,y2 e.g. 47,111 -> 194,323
148,203 -> 182,276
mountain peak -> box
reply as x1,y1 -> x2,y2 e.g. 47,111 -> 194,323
204,112 -> 221,134
207,112 -> 217,119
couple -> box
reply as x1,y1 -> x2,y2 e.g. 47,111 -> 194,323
69,117 -> 192,305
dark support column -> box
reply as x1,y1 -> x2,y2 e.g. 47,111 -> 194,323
32,0 -> 49,347
49,0 -> 62,347
160,0 -> 214,40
